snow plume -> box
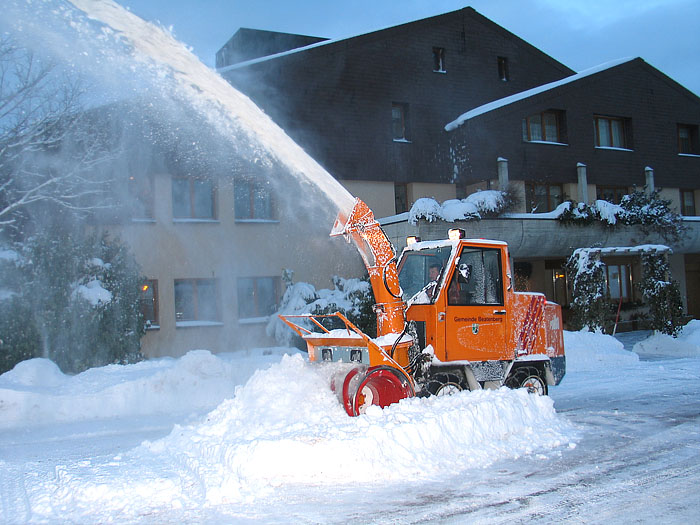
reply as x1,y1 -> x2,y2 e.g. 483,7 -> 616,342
409,190 -> 507,224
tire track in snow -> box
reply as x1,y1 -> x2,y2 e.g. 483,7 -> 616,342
0,462 -> 31,524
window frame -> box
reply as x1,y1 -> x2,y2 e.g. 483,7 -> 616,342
128,173 -> 155,220
525,182 -> 564,213
237,276 -> 282,321
680,189 -> 697,216
497,56 -> 509,81
432,47 -> 446,73
174,278 -> 221,325
140,279 -> 159,329
678,124 -> 699,155
596,185 -> 628,205
523,110 -> 563,143
171,176 -> 217,221
391,102 -> 410,142
605,263 -> 632,303
594,115 -> 630,150
234,177 -> 277,222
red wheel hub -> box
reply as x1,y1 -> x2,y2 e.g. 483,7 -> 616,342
340,366 -> 414,416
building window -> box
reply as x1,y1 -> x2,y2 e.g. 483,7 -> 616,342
140,279 -> 159,328
128,173 -> 154,219
497,56 -> 509,81
234,178 -> 276,221
237,276 -> 281,320
594,116 -> 629,149
681,189 -> 697,216
432,47 -> 446,72
678,124 -> 699,154
174,279 -> 219,322
392,103 -> 409,141
523,110 -> 564,143
596,186 -> 628,204
172,177 -> 216,219
525,183 -> 563,213
605,264 -> 631,302
394,183 -> 408,214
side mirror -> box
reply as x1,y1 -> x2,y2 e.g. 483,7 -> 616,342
507,272 -> 512,291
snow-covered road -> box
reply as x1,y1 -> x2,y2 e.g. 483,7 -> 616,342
1,327 -> 699,524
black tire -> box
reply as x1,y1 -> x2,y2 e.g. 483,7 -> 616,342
427,372 -> 465,397
506,366 -> 548,395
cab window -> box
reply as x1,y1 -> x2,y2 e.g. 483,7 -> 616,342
447,247 -> 503,306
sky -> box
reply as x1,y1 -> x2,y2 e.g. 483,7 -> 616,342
118,0 -> 700,97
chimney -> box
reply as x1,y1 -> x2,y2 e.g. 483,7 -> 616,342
645,166 -> 655,194
576,163 -> 588,205
497,157 -> 509,191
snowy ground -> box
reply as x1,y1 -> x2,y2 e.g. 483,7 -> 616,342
1,323 -> 699,524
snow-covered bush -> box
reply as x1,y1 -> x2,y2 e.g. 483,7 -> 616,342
0,226 -> 145,374
267,273 -> 375,347
638,251 -> 684,337
565,249 -> 614,332
557,189 -> 684,243
408,190 -> 509,224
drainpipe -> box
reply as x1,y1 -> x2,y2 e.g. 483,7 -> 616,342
497,157 -> 509,191
576,163 -> 588,205
645,166 -> 655,194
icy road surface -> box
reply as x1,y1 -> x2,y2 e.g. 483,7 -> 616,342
1,327 -> 699,523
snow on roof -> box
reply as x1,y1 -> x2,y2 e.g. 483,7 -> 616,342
572,244 -> 671,257
445,57 -> 636,131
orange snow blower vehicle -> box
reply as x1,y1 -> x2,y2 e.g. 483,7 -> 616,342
280,198 -> 565,416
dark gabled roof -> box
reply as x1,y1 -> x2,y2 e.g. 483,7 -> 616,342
217,7 -> 573,75
445,57 -> 700,131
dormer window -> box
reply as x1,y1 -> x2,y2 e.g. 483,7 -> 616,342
433,47 -> 446,72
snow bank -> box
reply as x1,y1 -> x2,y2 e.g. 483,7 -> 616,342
632,320 -> 700,358
564,330 -> 639,372
0,348 -> 297,429
35,354 -> 576,516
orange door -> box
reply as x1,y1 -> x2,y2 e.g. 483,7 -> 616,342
442,246 -> 509,361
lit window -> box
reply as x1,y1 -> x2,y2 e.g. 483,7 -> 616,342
392,103 -> 409,141
172,177 -> 216,219
497,56 -> 509,81
678,124 -> 699,154
525,183 -> 563,212
432,47 -> 446,72
174,279 -> 219,322
523,111 -> 563,143
128,173 -> 154,219
237,276 -> 281,319
140,279 -> 159,328
234,178 -> 275,221
605,264 -> 631,302
681,190 -> 696,216
596,186 -> 628,205
594,116 -> 629,149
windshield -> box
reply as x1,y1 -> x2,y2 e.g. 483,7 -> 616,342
397,246 -> 453,303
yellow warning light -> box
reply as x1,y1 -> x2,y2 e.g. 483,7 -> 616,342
141,284 -> 150,292
406,236 -> 421,246
448,228 -> 466,241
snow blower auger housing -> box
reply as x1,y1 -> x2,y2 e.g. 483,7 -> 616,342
279,198 -> 565,416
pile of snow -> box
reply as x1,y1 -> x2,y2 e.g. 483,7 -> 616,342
633,320 -> 700,358
409,191 -> 506,224
564,330 -> 639,372
23,354 -> 576,517
0,348 -> 296,429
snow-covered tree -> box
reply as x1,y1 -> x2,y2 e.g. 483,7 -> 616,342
638,251 -> 684,337
565,249 -> 614,332
0,222 -> 144,374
